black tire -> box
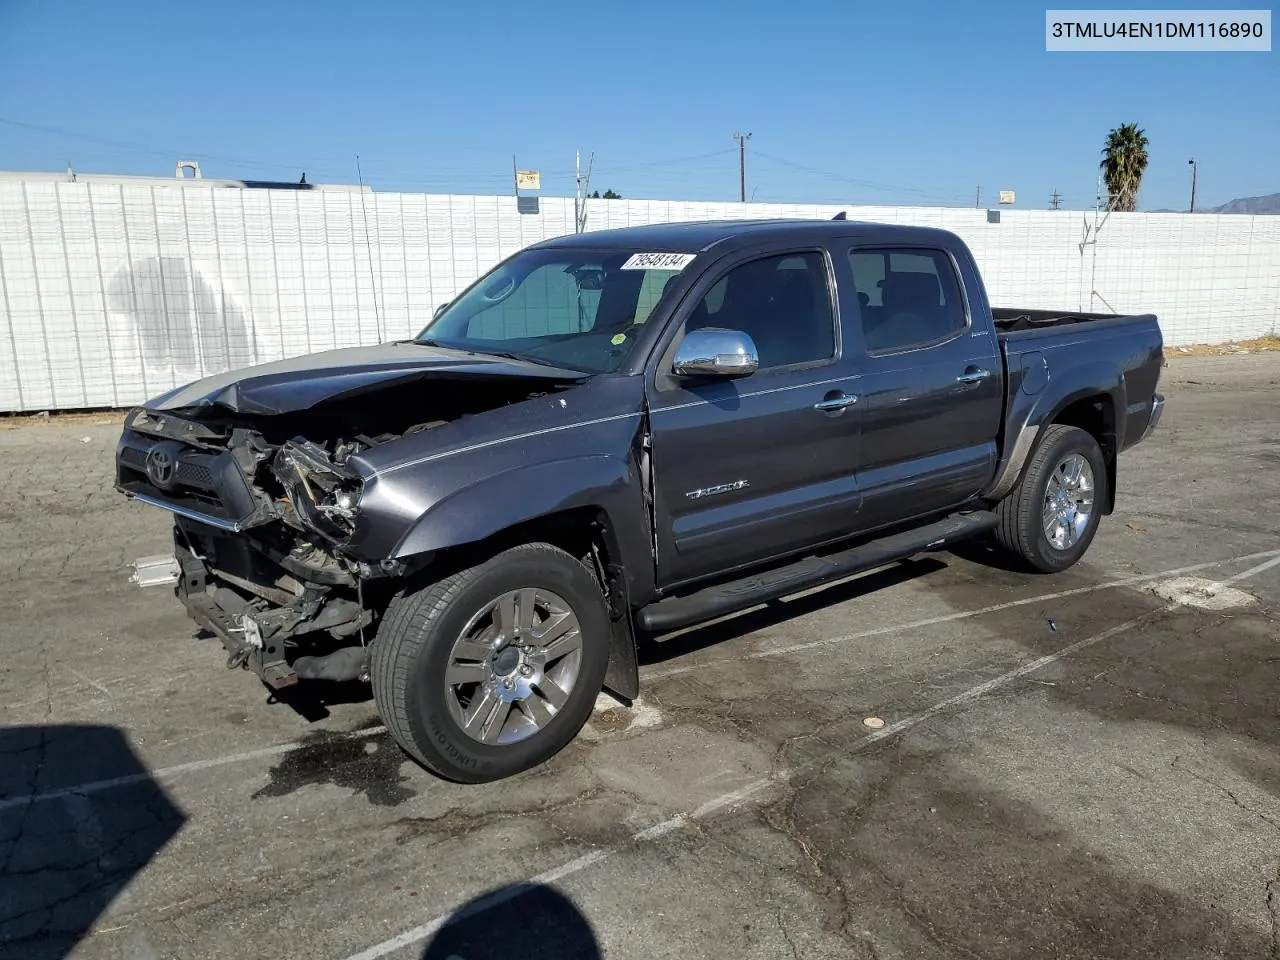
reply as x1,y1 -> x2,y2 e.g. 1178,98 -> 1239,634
370,542 -> 610,783
994,424 -> 1108,573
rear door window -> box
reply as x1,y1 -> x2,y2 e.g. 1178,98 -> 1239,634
847,248 -> 967,354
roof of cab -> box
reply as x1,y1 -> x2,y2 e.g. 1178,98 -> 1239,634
531,218 -> 965,254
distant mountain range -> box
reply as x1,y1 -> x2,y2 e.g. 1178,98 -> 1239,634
1150,192 -> 1280,214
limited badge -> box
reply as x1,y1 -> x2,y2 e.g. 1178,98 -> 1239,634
610,333 -> 627,346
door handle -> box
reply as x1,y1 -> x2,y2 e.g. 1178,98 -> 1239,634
956,368 -> 992,384
814,393 -> 857,412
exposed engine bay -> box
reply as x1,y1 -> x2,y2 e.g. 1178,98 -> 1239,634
116,374 -> 576,690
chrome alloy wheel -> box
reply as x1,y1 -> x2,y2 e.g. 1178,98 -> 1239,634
1042,453 -> 1095,551
444,588 -> 584,745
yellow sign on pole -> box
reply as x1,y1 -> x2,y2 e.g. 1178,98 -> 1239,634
516,170 -> 541,190
998,190 -> 1016,205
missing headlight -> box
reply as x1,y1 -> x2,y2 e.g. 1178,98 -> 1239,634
317,481 -> 362,525
273,441 -> 363,540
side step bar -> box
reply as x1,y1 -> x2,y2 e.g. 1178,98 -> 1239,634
637,510 -> 998,634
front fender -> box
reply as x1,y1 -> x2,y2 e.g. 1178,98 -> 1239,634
390,454 -> 655,600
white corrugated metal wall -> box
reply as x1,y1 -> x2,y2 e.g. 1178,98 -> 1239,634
1,180 -> 1277,412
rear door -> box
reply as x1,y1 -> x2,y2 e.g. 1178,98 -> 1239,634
842,244 -> 1004,530
645,246 -> 863,587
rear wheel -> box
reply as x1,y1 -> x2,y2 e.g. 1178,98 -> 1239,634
370,542 -> 609,783
994,424 -> 1107,573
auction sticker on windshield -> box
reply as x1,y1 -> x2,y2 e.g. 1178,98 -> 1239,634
620,253 -> 698,270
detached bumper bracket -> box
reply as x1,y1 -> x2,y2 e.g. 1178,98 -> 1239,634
177,567 -> 299,690
1140,392 -> 1165,443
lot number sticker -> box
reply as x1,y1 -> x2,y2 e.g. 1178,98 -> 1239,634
620,252 -> 697,271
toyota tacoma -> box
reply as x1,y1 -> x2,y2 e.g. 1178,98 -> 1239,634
115,217 -> 1165,782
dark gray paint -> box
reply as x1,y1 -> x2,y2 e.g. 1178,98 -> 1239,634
144,341 -> 587,415
117,218 -> 1166,612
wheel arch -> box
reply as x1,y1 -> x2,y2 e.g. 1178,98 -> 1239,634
1050,393 -> 1119,513
987,360 -> 1125,513
391,461 -> 646,701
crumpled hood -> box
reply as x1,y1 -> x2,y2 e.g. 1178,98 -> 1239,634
143,342 -> 588,416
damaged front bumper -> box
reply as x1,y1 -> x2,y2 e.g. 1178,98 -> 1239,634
171,522 -> 373,689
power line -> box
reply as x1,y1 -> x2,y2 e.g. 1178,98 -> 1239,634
0,115 -> 530,189
589,149 -> 736,176
749,149 -> 972,205
0,116 -> 315,177
2,115 -> 1077,209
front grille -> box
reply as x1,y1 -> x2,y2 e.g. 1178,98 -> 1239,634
121,442 -> 217,491
117,430 -> 257,525
177,462 -> 214,488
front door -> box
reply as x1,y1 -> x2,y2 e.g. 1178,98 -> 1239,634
842,244 -> 1004,530
646,248 -> 863,588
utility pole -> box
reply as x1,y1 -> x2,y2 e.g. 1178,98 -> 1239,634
575,151 -> 587,233
975,185 -> 981,208
574,151 -> 594,233
733,131 -> 752,202
1187,158 -> 1198,212
1050,189 -> 1062,210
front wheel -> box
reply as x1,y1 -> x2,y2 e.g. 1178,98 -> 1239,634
370,542 -> 610,783
994,424 -> 1108,573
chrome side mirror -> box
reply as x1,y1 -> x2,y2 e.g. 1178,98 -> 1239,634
672,328 -> 759,378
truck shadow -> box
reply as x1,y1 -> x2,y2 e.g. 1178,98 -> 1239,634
420,881 -> 600,959
639,556 -> 948,665
266,678 -> 375,723
0,725 -> 184,960
944,533 -> 1042,573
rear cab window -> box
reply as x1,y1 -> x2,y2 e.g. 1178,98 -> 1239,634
847,248 -> 968,354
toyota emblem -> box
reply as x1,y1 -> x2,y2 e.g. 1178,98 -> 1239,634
145,443 -> 179,489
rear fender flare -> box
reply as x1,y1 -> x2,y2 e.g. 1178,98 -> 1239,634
986,360 -> 1125,505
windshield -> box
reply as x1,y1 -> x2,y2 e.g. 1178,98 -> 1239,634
415,247 -> 699,373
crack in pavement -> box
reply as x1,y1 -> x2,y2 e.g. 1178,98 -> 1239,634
761,787 -> 856,952
1170,756 -> 1280,835
0,652 -> 54,935
891,880 -> 986,960
1267,864 -> 1280,960
0,790 -> 180,945
390,785 -> 609,848
775,907 -> 801,960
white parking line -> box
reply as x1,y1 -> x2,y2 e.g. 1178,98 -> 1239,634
343,547 -> 1280,960
4,547 -> 1276,814
1215,551 -> 1280,586
0,725 -> 387,812
343,601 -> 1191,960
643,547 -> 1280,680
345,778 -> 780,960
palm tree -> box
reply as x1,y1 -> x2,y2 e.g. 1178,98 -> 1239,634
1100,123 -> 1150,212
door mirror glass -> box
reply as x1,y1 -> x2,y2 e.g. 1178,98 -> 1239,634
672,328 -> 759,378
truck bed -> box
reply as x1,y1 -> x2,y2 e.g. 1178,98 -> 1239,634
992,307 -> 1153,333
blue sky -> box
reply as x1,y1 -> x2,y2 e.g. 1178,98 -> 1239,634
0,0 -> 1275,211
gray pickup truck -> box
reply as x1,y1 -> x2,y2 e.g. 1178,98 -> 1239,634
115,217 -> 1164,782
